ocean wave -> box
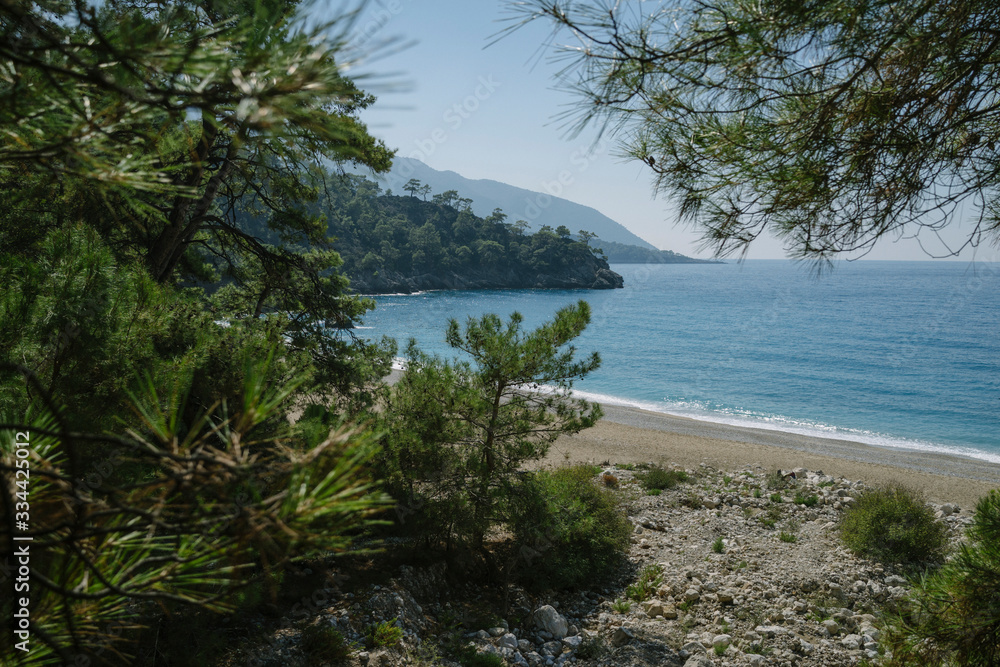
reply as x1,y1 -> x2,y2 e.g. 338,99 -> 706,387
564,388 -> 1000,466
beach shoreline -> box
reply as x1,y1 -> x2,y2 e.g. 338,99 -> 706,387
544,402 -> 1000,510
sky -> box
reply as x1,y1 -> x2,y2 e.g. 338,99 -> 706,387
327,0 -> 991,261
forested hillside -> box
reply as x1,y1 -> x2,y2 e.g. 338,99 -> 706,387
318,174 -> 624,293
598,239 -> 723,264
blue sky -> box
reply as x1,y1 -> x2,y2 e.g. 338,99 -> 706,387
331,0 -> 989,261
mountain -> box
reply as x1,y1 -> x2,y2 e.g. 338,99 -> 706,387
362,157 -> 658,250
599,239 -> 723,264
311,173 -> 623,294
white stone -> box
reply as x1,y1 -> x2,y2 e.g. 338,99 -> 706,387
534,606 -> 569,640
712,634 -> 731,649
499,633 -> 518,650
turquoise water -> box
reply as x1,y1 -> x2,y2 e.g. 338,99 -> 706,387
361,261 -> 1000,463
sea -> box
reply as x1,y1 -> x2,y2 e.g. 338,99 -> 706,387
360,260 -> 1000,464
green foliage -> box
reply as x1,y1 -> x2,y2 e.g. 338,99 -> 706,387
512,0 -> 1000,261
714,643 -> 727,657
626,564 -> 665,602
794,492 -> 820,507
0,363 -> 390,664
712,536 -> 725,554
376,302 -> 602,551
839,484 -> 948,565
301,624 -> 352,663
458,650 -> 505,667
881,489 -> 1000,666
770,493 -> 784,503
779,532 -> 798,543
511,465 -> 631,590
760,506 -> 782,529
611,598 -> 632,613
753,488 -> 763,499
767,469 -> 791,490
366,619 -> 404,649
638,466 -> 688,491
320,174 -> 613,290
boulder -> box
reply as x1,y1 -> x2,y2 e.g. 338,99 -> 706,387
533,605 -> 569,640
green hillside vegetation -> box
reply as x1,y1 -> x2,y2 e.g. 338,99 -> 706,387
377,156 -> 658,248
315,174 -> 622,292
597,239 -> 723,264
0,3 -> 622,662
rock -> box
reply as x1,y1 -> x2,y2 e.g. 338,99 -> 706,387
534,606 -> 569,640
684,656 -> 715,667
684,588 -> 701,602
642,599 -> 667,616
680,641 -> 707,655
611,627 -> 634,647
747,655 -> 765,666
488,627 -> 506,637
562,636 -> 583,649
822,619 -> 840,636
841,634 -> 862,650
940,503 -> 956,516
540,640 -> 563,657
499,633 -> 518,650
712,634 -> 731,650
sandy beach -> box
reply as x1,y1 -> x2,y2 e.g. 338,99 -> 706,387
544,403 -> 1000,510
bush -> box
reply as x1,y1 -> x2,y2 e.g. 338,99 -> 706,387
458,650 -> 505,667
794,492 -> 819,507
511,465 -> 631,590
638,466 -> 688,491
301,624 -> 352,663
366,619 -> 404,648
839,484 -> 948,565
881,489 -> 1000,666
626,564 -> 664,602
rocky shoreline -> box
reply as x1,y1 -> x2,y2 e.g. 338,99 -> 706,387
228,463 -> 973,667
348,261 -> 624,294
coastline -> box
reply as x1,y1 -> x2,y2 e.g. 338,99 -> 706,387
545,402 -> 1000,509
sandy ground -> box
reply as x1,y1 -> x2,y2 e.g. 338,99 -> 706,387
542,403 -> 1000,510
382,369 -> 999,509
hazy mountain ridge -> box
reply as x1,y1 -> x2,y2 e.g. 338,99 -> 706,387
368,157 -> 658,250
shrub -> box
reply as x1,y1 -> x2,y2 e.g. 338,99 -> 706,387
770,493 -> 784,503
301,624 -> 352,663
638,466 -> 688,491
712,536 -> 725,554
366,619 -> 404,648
767,468 -> 792,490
459,651 -> 505,667
794,492 -> 819,507
779,531 -> 798,543
626,564 -> 664,602
839,484 -> 948,565
602,472 -> 619,487
612,598 -> 632,613
881,489 -> 1000,666
511,465 -> 631,589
